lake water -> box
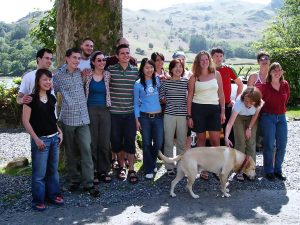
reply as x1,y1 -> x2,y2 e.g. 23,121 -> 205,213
0,77 -> 17,88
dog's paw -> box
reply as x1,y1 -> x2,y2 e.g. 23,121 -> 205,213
222,193 -> 231,198
170,193 -> 176,198
191,194 -> 199,199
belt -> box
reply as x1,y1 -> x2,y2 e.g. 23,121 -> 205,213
140,112 -> 162,118
40,132 -> 58,138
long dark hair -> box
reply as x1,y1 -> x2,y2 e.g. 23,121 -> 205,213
32,69 -> 54,106
138,58 -> 156,92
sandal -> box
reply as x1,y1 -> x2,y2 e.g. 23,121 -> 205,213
49,195 -> 64,206
33,203 -> 46,211
167,169 -> 176,177
127,170 -> 138,184
100,173 -> 112,183
117,167 -> 127,180
200,171 -> 209,180
236,173 -> 245,182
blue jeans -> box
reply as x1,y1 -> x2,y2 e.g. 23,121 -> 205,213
31,134 -> 60,204
260,113 -> 288,174
139,114 -> 163,174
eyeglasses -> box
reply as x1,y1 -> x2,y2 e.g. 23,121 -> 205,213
96,58 -> 106,62
259,57 -> 269,61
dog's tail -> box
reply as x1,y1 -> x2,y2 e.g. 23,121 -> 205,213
158,150 -> 183,164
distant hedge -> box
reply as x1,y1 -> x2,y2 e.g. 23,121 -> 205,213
270,48 -> 300,105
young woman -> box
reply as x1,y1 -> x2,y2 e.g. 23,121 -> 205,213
22,69 -> 63,211
159,59 -> 188,176
187,51 -> 225,180
247,51 -> 270,87
151,52 -> 170,81
225,87 -> 263,181
134,58 -> 163,179
258,62 -> 290,181
247,51 -> 270,151
83,51 -> 111,184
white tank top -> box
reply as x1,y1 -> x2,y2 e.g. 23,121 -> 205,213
193,78 -> 219,105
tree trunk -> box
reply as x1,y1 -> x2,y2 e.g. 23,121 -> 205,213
56,0 -> 123,65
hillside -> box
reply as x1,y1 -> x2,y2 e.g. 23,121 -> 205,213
123,0 -> 275,60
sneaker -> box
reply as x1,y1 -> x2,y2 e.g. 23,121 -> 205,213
274,172 -> 286,181
265,173 -> 275,181
83,186 -> 100,197
145,173 -> 154,179
32,203 -> 46,211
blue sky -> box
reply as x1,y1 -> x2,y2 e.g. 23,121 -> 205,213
0,0 -> 271,23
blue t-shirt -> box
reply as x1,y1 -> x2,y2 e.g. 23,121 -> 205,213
87,78 -> 106,106
134,77 -> 161,118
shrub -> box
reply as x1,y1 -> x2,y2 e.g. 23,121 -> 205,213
0,78 -> 22,127
270,47 -> 300,105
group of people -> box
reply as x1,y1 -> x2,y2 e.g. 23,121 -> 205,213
17,37 -> 290,211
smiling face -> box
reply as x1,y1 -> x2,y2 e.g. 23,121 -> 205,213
92,54 -> 106,70
171,62 -> 184,78
37,52 -> 53,69
258,55 -> 270,68
199,53 -> 210,70
117,47 -> 130,64
212,52 -> 223,67
143,62 -> 155,80
155,55 -> 164,71
66,52 -> 81,71
81,40 -> 94,58
39,74 -> 52,92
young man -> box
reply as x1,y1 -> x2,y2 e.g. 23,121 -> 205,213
53,48 -> 99,197
17,48 -> 53,104
78,38 -> 94,71
105,37 -> 137,69
211,47 -> 244,146
108,44 -> 139,184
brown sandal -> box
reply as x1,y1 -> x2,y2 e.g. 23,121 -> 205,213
127,170 -> 138,184
200,171 -> 209,180
117,167 -> 126,180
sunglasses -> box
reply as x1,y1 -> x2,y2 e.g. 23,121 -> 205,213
259,57 -> 269,61
96,58 -> 106,62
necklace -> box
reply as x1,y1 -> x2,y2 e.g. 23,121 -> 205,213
40,95 -> 48,103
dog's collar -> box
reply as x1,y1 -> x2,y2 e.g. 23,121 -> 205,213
238,155 -> 250,173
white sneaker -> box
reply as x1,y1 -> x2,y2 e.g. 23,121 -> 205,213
145,173 -> 154,179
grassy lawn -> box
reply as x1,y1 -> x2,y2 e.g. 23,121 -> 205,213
287,106 -> 300,119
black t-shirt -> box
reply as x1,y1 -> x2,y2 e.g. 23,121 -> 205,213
26,93 -> 58,137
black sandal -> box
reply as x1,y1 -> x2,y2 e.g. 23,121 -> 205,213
127,170 -> 138,184
100,173 -> 112,183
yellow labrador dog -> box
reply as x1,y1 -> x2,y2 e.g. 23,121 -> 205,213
158,146 -> 256,198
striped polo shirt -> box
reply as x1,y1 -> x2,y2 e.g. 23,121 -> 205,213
108,63 -> 139,114
159,77 -> 188,116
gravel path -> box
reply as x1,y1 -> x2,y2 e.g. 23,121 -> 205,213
0,121 -> 300,217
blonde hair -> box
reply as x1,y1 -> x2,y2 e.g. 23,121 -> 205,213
192,51 -> 215,78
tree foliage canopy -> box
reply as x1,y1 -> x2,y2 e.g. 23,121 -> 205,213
254,0 -> 300,50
